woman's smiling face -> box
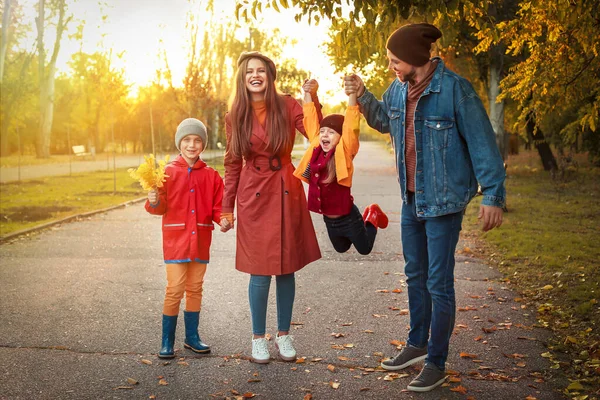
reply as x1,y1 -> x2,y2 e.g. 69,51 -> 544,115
245,58 -> 268,97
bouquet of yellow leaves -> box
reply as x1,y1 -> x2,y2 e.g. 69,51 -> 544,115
128,154 -> 170,192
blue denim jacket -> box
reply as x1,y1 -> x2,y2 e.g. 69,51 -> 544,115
358,58 -> 506,217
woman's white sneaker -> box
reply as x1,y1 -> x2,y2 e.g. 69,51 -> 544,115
251,337 -> 270,364
275,333 -> 296,361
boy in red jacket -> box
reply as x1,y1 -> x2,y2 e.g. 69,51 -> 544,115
146,118 -> 224,358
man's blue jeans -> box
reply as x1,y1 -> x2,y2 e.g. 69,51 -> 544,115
402,192 -> 463,371
248,274 -> 295,336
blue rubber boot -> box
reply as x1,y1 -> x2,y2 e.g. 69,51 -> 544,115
158,314 -> 177,359
183,311 -> 211,353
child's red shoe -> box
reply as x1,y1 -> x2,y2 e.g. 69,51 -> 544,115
363,204 -> 389,229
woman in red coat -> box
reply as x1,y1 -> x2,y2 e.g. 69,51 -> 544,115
220,51 -> 322,364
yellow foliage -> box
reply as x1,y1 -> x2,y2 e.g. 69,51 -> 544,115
128,154 -> 170,192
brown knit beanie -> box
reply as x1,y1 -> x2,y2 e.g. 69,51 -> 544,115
237,51 -> 277,80
386,23 -> 442,66
320,114 -> 344,135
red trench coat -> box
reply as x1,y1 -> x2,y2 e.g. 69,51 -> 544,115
223,95 -> 322,276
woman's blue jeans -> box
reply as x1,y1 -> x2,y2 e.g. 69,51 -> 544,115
248,273 -> 295,336
402,192 -> 463,371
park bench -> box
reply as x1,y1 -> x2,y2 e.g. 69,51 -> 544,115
72,145 -> 91,158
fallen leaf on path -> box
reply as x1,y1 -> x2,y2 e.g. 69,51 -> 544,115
446,369 -> 460,376
470,295 -> 483,299
460,352 -> 478,359
372,314 -> 388,318
296,357 -> 307,363
303,395 -> 313,400
158,379 -> 168,386
327,364 -> 336,372
338,356 -> 350,361
331,344 -> 345,350
329,381 -> 341,389
376,289 -> 389,293
516,362 -> 526,368
177,361 -> 189,366
392,289 -> 403,293
364,330 -> 374,334
450,385 -> 468,394
567,381 -> 584,391
504,353 -> 526,359
141,359 -> 152,365
459,306 -> 478,311
343,343 -> 354,348
311,357 -> 323,362
388,306 -> 400,311
247,379 -> 261,383
542,285 -> 553,290
390,340 -> 405,347
398,309 -> 409,315
525,396 -> 538,400
341,322 -> 353,326
126,378 -> 138,385
474,336 -> 483,341
448,376 -> 462,383
482,326 -> 497,334
243,392 -> 256,398
456,324 -> 468,329
291,321 -> 304,325
231,389 -> 240,395
331,332 -> 345,338
359,387 -> 370,391
373,352 -> 384,357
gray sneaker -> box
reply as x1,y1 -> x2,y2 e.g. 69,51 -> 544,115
407,363 -> 447,392
380,345 -> 427,371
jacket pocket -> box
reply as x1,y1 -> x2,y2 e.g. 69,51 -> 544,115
387,107 -> 403,120
163,222 -> 185,231
424,119 -> 454,150
196,222 -> 215,231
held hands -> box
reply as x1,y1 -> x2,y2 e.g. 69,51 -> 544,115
148,189 -> 159,205
478,205 -> 503,232
219,214 -> 235,233
343,74 -> 365,98
303,79 -> 319,98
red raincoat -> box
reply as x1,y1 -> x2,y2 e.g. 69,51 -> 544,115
145,155 -> 223,264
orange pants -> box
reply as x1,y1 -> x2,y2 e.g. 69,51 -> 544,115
163,261 -> 207,316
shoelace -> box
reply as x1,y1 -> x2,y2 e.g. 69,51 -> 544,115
278,335 -> 294,352
254,339 -> 269,356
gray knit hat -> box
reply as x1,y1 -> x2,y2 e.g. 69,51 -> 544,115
175,118 -> 207,151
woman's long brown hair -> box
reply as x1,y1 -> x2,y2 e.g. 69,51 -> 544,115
229,57 -> 291,159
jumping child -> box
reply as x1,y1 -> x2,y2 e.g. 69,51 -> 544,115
294,81 -> 388,255
146,118 -> 224,358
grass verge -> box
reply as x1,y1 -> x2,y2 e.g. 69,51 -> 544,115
462,150 -> 600,398
0,163 -> 225,237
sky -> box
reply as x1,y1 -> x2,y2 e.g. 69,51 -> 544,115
17,0 -> 348,104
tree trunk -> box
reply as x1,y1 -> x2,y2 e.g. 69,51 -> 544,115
0,0 -> 11,84
35,0 -> 69,158
488,45 -> 507,160
526,115 -> 557,171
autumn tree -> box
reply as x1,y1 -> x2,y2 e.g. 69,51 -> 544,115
495,0 -> 600,166
35,0 -> 71,158
0,0 -> 37,157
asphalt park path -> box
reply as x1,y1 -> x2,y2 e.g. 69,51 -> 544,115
0,142 -> 566,399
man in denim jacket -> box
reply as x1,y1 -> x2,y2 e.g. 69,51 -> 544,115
344,23 -> 505,392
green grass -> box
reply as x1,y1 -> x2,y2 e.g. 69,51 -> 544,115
462,150 -> 600,396
0,164 -> 225,237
